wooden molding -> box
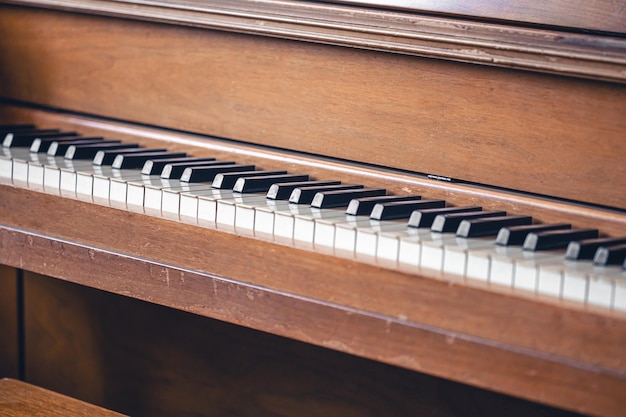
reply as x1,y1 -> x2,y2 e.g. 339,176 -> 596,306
2,0 -> 626,83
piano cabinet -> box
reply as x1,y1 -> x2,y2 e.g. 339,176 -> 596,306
0,0 -> 625,416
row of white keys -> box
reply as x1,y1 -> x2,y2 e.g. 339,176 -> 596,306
464,243 -> 626,311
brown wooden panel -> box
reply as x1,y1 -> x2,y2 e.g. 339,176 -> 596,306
0,265 -> 19,379
331,0 -> 626,34
22,272 -> 581,417
0,378 -> 125,417
1,186 -> 625,417
0,6 -> 625,209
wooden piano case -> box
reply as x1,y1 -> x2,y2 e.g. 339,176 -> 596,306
0,1 -> 625,416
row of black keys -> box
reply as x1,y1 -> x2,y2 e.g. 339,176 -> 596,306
4,125 -> 626,267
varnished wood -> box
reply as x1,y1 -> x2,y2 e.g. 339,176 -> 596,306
0,266 -> 19,379
1,6 -> 626,210
22,272 -> 583,417
332,0 -> 626,34
3,0 -> 625,82
2,103 -> 626,237
0,185 -> 624,416
0,378 -> 125,416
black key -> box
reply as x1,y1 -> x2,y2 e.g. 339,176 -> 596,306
408,206 -> 482,228
213,170 -> 287,190
30,136 -> 100,153
4,130 -> 76,148
432,210 -> 506,233
141,157 -> 216,176
112,152 -> 187,169
346,195 -> 424,216
456,215 -> 533,238
62,141 -> 131,159
593,244 -> 626,266
289,184 -> 363,205
566,237 -> 626,260
181,164 -> 256,183
3,129 -> 58,146
495,223 -> 571,246
161,160 -> 235,180
523,228 -> 599,251
94,148 -> 166,166
371,199 -> 445,221
233,174 -> 310,193
267,180 -> 341,200
311,188 -> 387,209
0,124 -> 35,134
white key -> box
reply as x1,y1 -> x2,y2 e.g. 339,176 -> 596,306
254,199 -> 292,239
420,233 -> 461,273
355,221 -> 407,260
161,183 -> 213,220
293,208 -> 346,247
12,159 -> 28,185
512,251 -> 564,294
398,228 -> 434,268
313,214 -> 370,251
442,237 -> 496,278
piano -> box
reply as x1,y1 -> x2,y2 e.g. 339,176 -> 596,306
0,0 -> 625,416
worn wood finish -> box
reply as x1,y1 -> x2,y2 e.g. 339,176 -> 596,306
0,266 -> 19,379
0,185 -> 624,417
1,6 -> 626,210
331,0 -> 626,34
4,0 -> 626,82
0,378 -> 126,416
22,272 -> 581,417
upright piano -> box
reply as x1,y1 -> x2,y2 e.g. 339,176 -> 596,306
0,0 -> 625,416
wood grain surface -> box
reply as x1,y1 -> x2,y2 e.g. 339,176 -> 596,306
19,271 -> 582,417
0,378 -> 126,416
1,6 -> 625,209
0,184 -> 624,416
0,266 -> 19,379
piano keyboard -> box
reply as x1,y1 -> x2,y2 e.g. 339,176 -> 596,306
2,125 -> 626,313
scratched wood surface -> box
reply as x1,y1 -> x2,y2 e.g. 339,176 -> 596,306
21,271 -> 582,417
0,378 -> 126,416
